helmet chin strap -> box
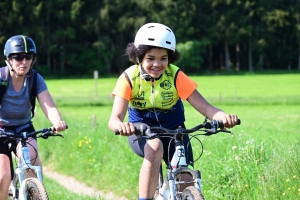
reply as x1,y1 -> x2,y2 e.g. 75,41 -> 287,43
139,65 -> 152,81
5,60 -> 20,77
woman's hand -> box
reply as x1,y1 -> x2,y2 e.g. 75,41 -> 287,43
53,121 -> 67,133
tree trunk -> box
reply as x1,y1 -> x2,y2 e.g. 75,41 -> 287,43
46,5 -> 51,72
208,45 -> 213,71
259,54 -> 264,71
298,43 -> 300,70
235,43 -> 240,71
60,44 -> 65,74
248,40 -> 253,72
224,39 -> 231,71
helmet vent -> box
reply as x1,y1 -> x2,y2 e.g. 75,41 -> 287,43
166,28 -> 171,32
166,41 -> 171,44
148,38 -> 155,41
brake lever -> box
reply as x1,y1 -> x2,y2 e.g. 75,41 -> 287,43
133,136 -> 147,143
132,133 -> 160,143
38,131 -> 64,139
221,130 -> 233,134
38,135 -> 48,139
53,134 -> 64,138
205,128 -> 218,134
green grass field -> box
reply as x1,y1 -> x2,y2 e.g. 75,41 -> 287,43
32,73 -> 300,199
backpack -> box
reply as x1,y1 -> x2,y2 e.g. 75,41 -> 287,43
0,66 -> 37,118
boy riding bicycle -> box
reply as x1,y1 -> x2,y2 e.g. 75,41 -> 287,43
108,22 -> 239,200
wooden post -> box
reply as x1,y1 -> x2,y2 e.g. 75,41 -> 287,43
94,70 -> 98,97
92,115 -> 96,128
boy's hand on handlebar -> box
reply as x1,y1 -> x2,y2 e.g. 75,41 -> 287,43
115,122 -> 135,136
221,114 -> 239,128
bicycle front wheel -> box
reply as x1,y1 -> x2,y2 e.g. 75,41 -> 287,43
25,178 -> 48,200
181,186 -> 205,200
7,189 -> 14,200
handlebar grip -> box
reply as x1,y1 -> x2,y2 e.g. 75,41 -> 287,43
114,129 -> 120,135
214,120 -> 224,129
219,119 -> 241,128
114,128 -> 143,135
114,128 -> 142,135
209,119 -> 241,129
51,125 -> 68,132
114,123 -> 149,136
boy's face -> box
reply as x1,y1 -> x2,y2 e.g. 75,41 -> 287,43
141,48 -> 168,79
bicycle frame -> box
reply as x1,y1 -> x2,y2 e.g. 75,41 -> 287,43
156,134 -> 203,200
8,133 -> 44,200
0,121 -> 65,200
117,118 -> 240,199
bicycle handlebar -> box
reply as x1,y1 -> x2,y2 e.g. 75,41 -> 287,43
114,118 -> 241,137
204,119 -> 241,129
0,125 -> 68,139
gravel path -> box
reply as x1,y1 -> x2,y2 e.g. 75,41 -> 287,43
43,167 -> 128,200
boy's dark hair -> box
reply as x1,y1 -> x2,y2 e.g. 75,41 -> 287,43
125,43 -> 180,65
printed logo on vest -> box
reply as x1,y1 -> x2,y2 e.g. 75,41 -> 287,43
132,101 -> 146,108
161,91 -> 174,107
160,80 -> 172,90
135,90 -> 145,100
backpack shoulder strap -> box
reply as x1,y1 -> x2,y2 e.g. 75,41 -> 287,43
0,66 -> 9,83
0,66 -> 9,104
28,70 -> 38,118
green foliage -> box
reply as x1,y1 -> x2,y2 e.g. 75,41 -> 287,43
1,0 -> 300,75
175,40 -> 209,72
68,48 -> 105,76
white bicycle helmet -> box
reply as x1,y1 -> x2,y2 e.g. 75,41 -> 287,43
134,23 -> 176,52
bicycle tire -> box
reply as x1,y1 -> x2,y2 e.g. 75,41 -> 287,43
25,178 -> 48,200
7,189 -> 14,200
181,186 -> 205,200
154,189 -> 160,199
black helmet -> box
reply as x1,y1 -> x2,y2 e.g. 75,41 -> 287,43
4,35 -> 37,59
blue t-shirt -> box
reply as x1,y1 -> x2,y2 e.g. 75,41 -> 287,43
0,73 -> 47,126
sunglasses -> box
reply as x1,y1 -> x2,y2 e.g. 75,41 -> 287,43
10,54 -> 34,61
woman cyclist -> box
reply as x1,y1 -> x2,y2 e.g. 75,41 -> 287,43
0,35 -> 67,199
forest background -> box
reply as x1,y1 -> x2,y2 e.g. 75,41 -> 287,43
1,0 -> 300,77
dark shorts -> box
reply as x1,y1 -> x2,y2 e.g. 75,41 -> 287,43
0,122 -> 35,179
128,125 -> 194,167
